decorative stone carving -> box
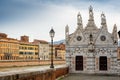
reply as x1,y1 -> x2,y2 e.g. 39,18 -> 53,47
101,13 -> 106,25
89,5 -> 94,20
77,12 -> 82,26
65,6 -> 118,74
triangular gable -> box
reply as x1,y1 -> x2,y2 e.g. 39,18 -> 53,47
69,27 -> 87,46
95,27 -> 113,46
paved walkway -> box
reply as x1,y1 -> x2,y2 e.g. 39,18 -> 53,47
60,74 -> 120,80
0,65 -> 67,77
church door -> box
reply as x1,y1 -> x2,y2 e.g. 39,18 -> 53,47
75,56 -> 83,71
99,56 -> 107,71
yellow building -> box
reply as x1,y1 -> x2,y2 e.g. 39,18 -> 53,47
19,43 -> 39,60
0,33 -> 19,60
0,34 -> 39,60
19,36 -> 39,60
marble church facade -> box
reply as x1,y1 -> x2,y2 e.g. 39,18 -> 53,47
65,6 -> 119,74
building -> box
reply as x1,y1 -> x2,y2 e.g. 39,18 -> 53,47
19,42 -> 39,60
0,33 -> 19,60
54,43 -> 65,60
65,6 -> 118,74
117,31 -> 120,75
118,32 -> 120,60
118,31 -> 120,47
33,39 -> 49,60
0,34 -> 39,60
19,36 -> 39,60
118,47 -> 120,60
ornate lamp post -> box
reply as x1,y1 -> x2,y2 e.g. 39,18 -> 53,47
49,28 -> 55,68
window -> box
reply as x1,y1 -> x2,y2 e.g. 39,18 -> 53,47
19,52 -> 23,55
100,35 -> 106,41
35,52 -> 38,55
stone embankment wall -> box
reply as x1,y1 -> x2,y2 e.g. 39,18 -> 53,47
0,60 -> 65,67
0,66 -> 69,80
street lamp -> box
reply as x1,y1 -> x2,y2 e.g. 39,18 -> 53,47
49,28 -> 55,68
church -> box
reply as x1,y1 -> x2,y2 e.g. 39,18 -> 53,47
65,6 -> 118,74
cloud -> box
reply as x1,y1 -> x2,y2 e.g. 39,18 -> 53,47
0,0 -> 120,42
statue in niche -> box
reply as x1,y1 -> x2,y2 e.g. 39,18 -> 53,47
89,6 -> 94,20
88,43 -> 95,52
77,12 -> 82,25
90,34 -> 93,41
88,34 -> 95,52
101,13 -> 106,24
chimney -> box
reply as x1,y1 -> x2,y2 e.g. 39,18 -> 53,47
21,35 -> 29,42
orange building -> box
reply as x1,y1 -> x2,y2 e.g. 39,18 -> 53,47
0,33 -> 66,60
0,34 -> 39,60
0,33 -> 19,60
54,43 -> 65,60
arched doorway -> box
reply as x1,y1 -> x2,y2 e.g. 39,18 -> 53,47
99,56 -> 107,71
4,53 -> 12,60
75,56 -> 83,71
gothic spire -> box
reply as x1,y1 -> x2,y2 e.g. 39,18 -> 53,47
65,25 -> 69,34
101,12 -> 108,30
65,25 -> 69,45
112,24 -> 117,37
89,5 -> 94,21
77,12 -> 83,29
77,12 -> 82,25
101,12 -> 106,25
112,24 -> 118,44
85,6 -> 98,30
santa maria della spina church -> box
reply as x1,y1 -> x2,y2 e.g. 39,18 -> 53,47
65,6 -> 120,74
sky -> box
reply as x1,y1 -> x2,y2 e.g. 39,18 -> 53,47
0,0 -> 120,42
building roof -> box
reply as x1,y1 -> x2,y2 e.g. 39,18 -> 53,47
53,43 -> 65,50
0,37 -> 18,43
33,39 -> 49,44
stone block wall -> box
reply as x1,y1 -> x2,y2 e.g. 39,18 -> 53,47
55,67 -> 69,78
0,66 -> 69,80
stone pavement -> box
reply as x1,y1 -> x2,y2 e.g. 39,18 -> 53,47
60,74 -> 120,80
0,64 -> 67,77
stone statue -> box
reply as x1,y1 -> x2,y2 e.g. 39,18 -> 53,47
89,6 -> 94,20
101,13 -> 106,25
77,12 -> 82,25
